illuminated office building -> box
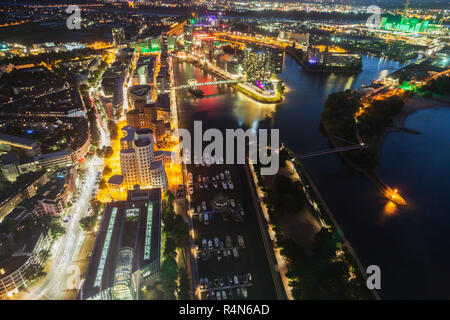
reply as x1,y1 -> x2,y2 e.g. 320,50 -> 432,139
81,188 -> 162,300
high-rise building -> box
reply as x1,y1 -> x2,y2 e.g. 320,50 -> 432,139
112,28 -> 126,46
119,127 -> 168,192
126,100 -> 157,129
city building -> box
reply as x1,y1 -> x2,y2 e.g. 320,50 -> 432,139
36,167 -> 76,216
304,45 -> 362,72
112,28 -> 126,46
151,119 -> 166,141
126,100 -> 157,130
100,96 -> 115,121
0,171 -> 48,222
119,127 -> 168,192
278,31 -> 310,46
0,152 -> 38,182
241,46 -> 283,79
0,133 -> 41,157
81,188 -> 162,300
107,175 -> 125,193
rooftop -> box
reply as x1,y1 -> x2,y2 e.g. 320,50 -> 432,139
81,188 -> 161,300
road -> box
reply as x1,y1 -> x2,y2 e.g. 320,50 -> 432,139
22,158 -> 102,300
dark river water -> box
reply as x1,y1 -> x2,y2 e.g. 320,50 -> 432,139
174,54 -> 450,299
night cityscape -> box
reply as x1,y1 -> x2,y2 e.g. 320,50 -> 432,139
0,0 -> 448,307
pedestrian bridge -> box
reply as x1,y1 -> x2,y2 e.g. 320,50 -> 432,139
173,78 -> 277,90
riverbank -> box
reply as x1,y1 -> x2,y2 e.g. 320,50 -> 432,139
249,147 -> 376,299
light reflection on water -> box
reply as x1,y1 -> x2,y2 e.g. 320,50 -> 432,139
174,55 -> 449,298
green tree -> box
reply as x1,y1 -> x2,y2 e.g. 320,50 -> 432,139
50,221 -> 66,240
103,165 -> 112,176
79,215 -> 96,232
39,249 -> 51,263
178,267 -> 191,300
164,237 -> 177,258
103,146 -> 113,158
26,263 -> 45,281
107,121 -> 119,140
99,178 -> 108,190
161,256 -> 178,300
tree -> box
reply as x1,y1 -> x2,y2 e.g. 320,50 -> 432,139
26,263 -> 45,281
79,215 -> 96,232
103,146 -> 113,158
50,221 -> 66,240
103,165 -> 112,176
165,190 -> 175,203
161,256 -> 178,300
90,199 -> 102,214
178,268 -> 191,300
99,178 -> 108,190
164,237 -> 177,258
107,120 -> 119,140
39,249 -> 51,263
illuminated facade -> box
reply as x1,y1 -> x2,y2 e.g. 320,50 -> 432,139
112,28 -> 126,46
112,248 -> 136,300
119,128 -> 168,192
82,188 -> 162,300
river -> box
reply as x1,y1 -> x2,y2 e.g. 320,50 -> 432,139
174,54 -> 450,299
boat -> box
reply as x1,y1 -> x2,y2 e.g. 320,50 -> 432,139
225,235 -> 232,248
241,287 -> 248,298
237,235 -> 245,247
187,79 -> 205,98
